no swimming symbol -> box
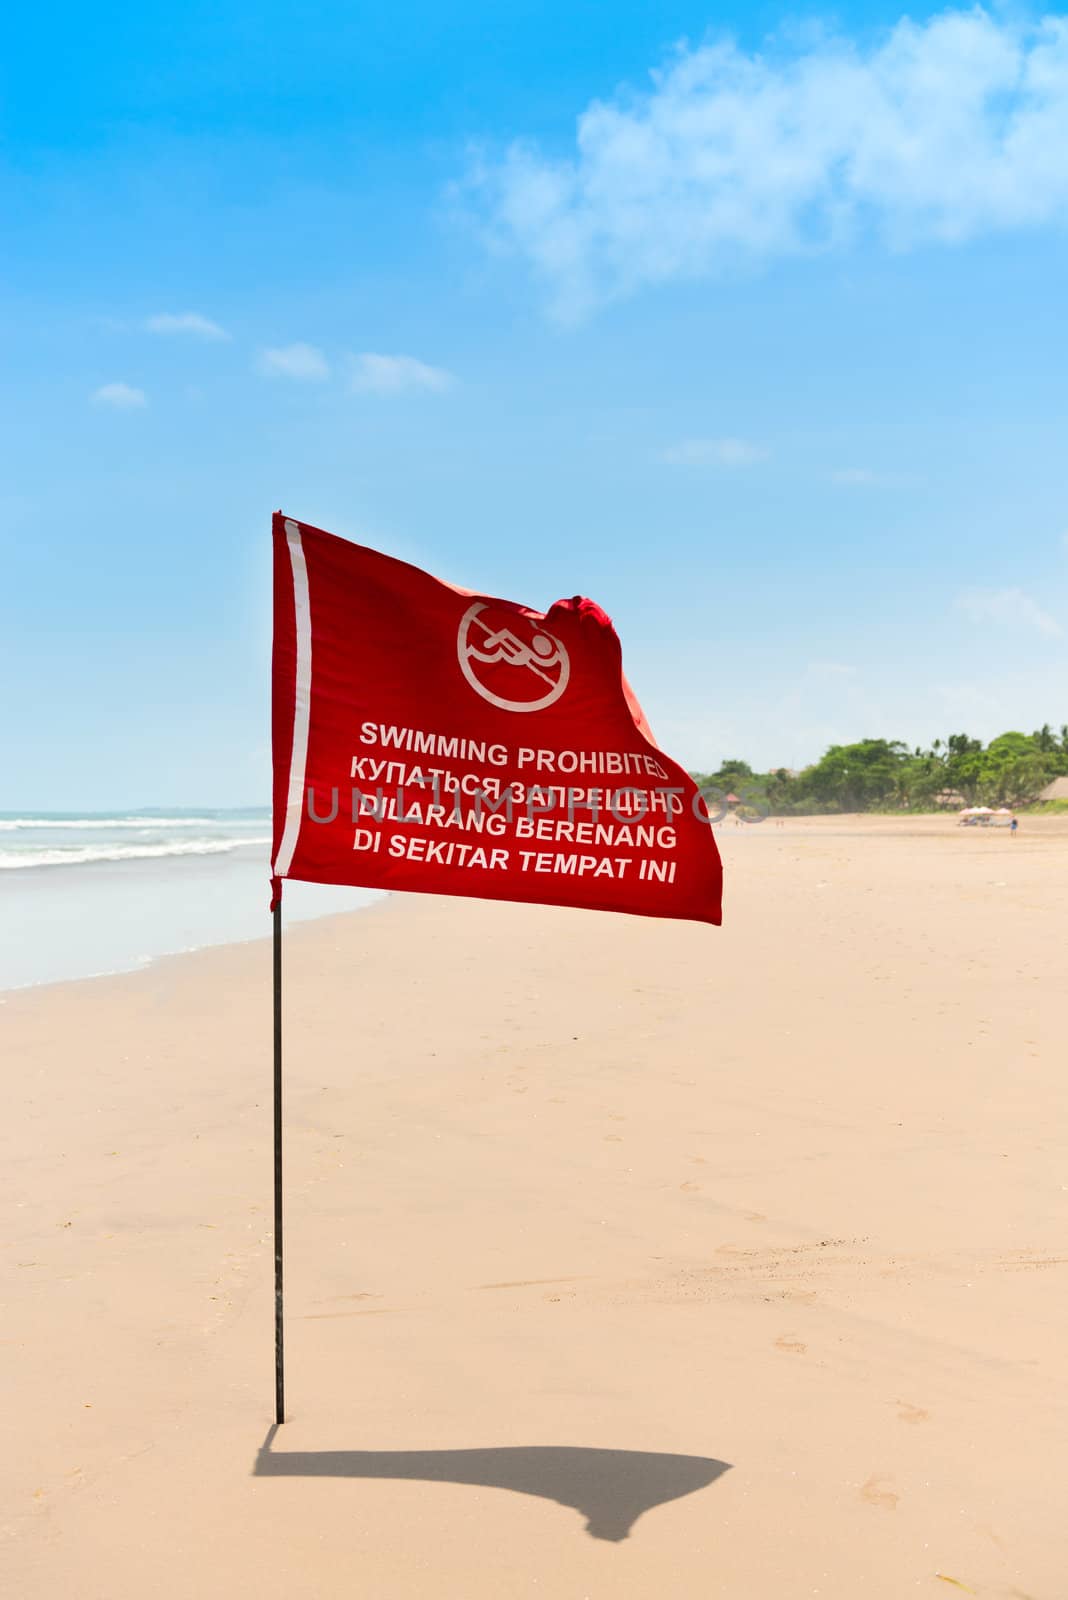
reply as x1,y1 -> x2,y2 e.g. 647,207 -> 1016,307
457,601 -> 570,713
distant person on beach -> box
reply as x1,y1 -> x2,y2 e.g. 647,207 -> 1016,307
1011,817 -> 1019,838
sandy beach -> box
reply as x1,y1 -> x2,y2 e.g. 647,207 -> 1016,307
3,815 -> 1066,1599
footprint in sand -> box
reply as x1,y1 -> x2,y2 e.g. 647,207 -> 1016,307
774,1333 -> 806,1354
860,1474 -> 899,1509
896,1400 -> 929,1424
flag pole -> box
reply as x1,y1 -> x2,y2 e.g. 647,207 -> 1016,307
273,892 -> 285,1424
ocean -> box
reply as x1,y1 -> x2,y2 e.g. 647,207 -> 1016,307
0,809 -> 382,990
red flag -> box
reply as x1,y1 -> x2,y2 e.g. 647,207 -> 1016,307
271,513 -> 722,924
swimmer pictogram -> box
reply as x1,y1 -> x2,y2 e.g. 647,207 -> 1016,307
457,600 -> 570,712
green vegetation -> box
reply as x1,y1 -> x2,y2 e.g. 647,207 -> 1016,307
693,725 -> 1068,816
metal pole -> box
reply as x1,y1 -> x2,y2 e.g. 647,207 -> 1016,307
273,897 -> 285,1424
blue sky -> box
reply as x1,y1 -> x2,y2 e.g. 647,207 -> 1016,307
3,2 -> 1067,806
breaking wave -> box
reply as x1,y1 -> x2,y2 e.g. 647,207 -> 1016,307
0,838 -> 271,871
0,816 -> 264,831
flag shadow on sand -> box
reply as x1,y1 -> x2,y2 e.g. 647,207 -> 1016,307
254,1429 -> 730,1542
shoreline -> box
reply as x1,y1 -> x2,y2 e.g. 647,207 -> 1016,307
0,894 -> 393,1001
0,846 -> 385,994
7,811 -> 1065,996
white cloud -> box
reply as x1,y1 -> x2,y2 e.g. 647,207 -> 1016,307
956,586 -> 1062,637
257,343 -> 330,381
350,353 -> 455,394
145,311 -> 230,340
658,436 -> 767,466
476,9 -> 1068,318
91,382 -> 146,409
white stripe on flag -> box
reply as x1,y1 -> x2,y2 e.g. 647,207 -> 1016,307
273,519 -> 312,879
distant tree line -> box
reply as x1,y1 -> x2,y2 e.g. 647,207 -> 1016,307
693,725 -> 1068,815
